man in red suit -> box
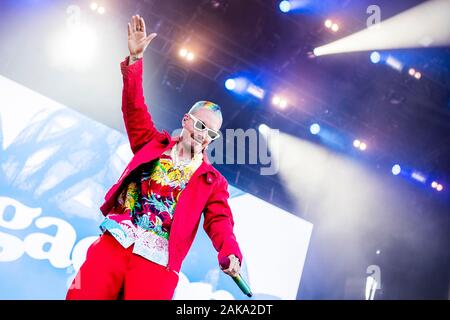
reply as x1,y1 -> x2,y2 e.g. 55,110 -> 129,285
66,15 -> 243,300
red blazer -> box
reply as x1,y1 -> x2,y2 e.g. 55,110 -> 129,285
99,57 -> 243,273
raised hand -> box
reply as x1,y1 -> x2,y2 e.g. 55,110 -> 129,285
127,15 -> 157,58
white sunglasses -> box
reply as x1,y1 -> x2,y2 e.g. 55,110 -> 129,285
188,114 -> 220,140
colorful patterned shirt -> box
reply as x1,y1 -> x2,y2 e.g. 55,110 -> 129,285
99,146 -> 203,267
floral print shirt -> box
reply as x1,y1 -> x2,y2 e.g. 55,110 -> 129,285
99,148 -> 203,267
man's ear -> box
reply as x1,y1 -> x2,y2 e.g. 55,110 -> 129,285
182,114 -> 188,127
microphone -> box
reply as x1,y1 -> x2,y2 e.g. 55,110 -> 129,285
219,256 -> 252,297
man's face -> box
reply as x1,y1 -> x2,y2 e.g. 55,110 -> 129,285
181,108 -> 222,153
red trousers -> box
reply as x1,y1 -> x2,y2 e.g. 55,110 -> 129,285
66,232 -> 179,300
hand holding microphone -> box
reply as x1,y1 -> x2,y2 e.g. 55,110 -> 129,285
220,255 -> 252,297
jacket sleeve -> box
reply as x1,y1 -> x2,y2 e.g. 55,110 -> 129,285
120,56 -> 160,154
203,175 -> 243,266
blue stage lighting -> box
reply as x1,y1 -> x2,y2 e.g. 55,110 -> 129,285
310,123 -> 320,135
370,51 -> 381,64
225,77 -> 250,95
258,123 -> 270,134
225,78 -> 236,91
411,171 -> 427,183
279,1 -> 291,13
392,164 -> 401,176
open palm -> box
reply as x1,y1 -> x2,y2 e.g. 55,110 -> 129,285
127,15 -> 157,56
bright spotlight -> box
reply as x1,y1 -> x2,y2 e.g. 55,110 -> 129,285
359,142 -> 367,151
272,95 -> 287,108
258,123 -> 270,134
386,55 -> 404,72
408,68 -> 416,76
376,250 -> 381,255
331,23 -> 339,32
370,51 -> 381,63
324,19 -> 333,28
225,78 -> 236,91
49,24 -> 98,71
310,123 -> 321,135
246,83 -> 265,100
411,171 -> 426,183
179,48 -> 188,57
432,181 -> 444,191
353,139 -> 361,148
272,96 -> 281,105
97,6 -> 105,14
178,48 -> 195,62
90,2 -> 98,11
392,164 -> 401,176
414,71 -> 421,79
311,0 -> 450,56
224,77 -> 249,94
279,1 -> 291,13
186,52 -> 195,61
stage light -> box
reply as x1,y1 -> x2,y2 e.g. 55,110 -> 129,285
208,0 -> 229,11
353,139 -> 367,151
359,142 -> 367,151
225,77 -> 263,99
272,95 -> 288,108
376,250 -> 381,255
258,123 -> 270,134
49,24 -> 98,71
186,52 -> 195,61
432,181 -> 444,191
311,0 -> 450,57
224,77 -> 249,94
179,48 -> 188,57
323,19 -> 339,32
97,6 -> 105,14
414,71 -> 421,79
370,51 -> 381,64
272,96 -> 281,105
90,2 -> 98,11
385,55 -> 403,72
408,68 -> 416,76
279,1 -> 291,13
246,83 -> 265,100
411,171 -> 426,183
392,164 -> 401,176
225,78 -> 236,91
232,78 -> 249,93
310,123 -> 320,135
178,48 -> 195,62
